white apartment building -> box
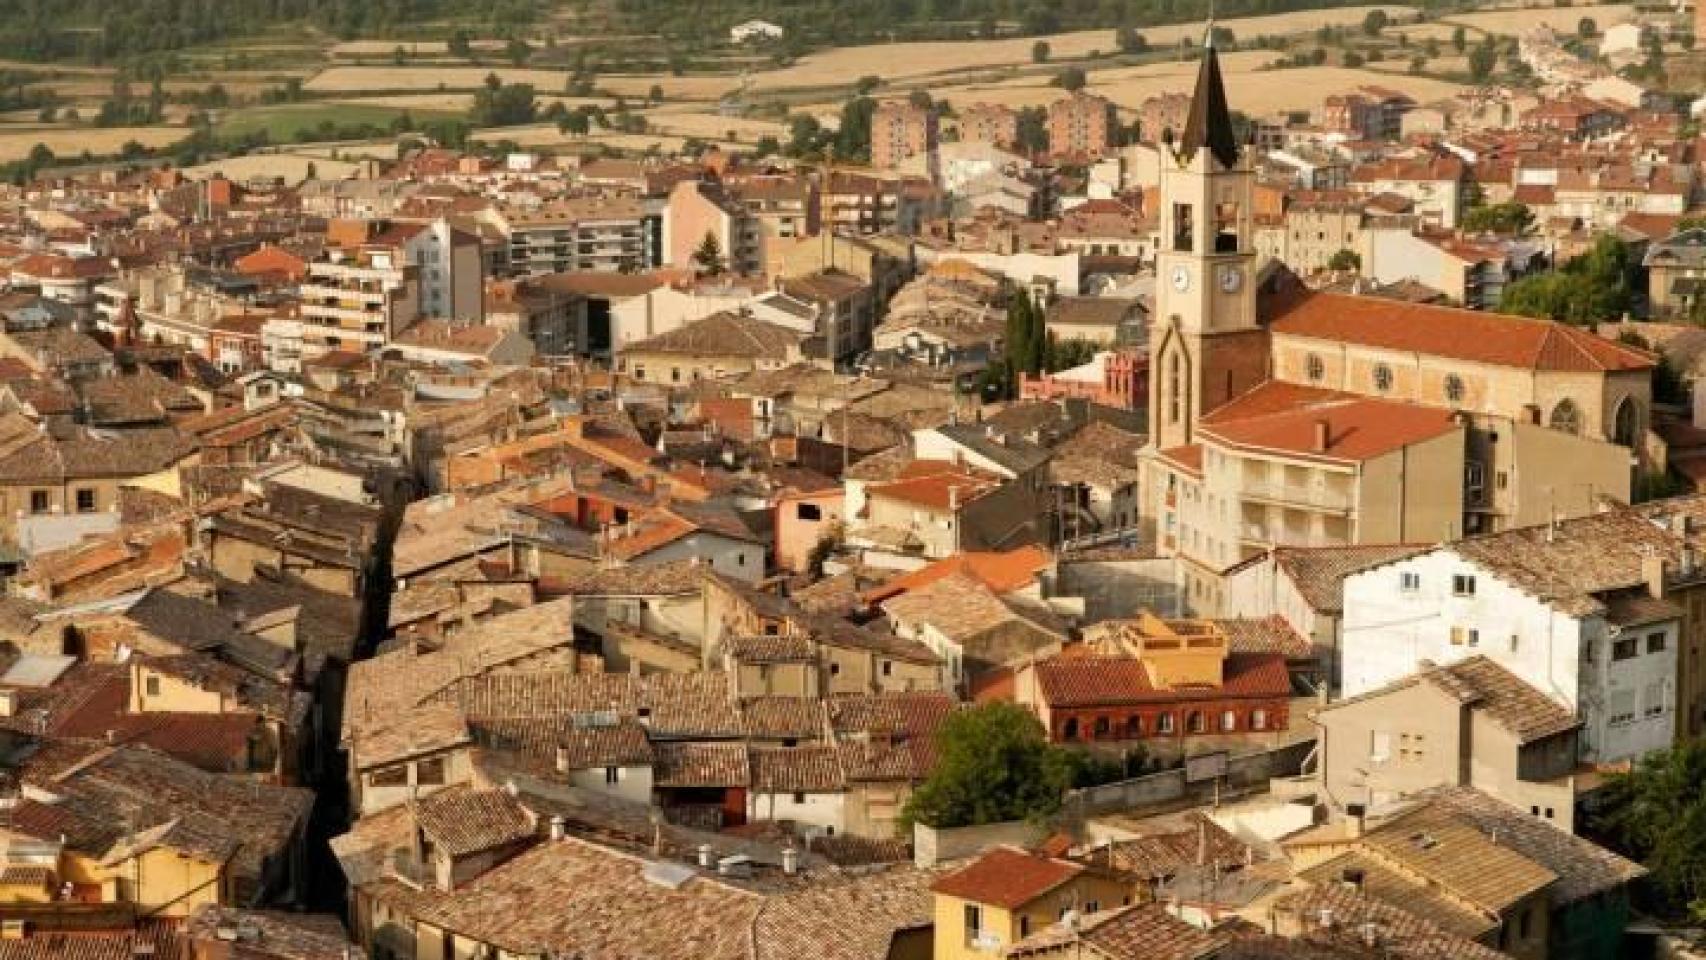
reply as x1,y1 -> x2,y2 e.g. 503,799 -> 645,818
1340,509 -> 1685,765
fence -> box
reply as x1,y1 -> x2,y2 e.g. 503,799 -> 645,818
1062,739 -> 1317,821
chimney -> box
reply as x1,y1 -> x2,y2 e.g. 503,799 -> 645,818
698,843 -> 715,868
1643,551 -> 1666,598
1346,802 -> 1366,839
0,690 -> 16,718
782,846 -> 800,875
1313,419 -> 1330,453
549,816 -> 566,841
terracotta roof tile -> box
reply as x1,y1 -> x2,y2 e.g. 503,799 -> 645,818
931,846 -> 1084,909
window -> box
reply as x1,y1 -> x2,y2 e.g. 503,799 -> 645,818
29,491 -> 48,514
605,766 -> 620,784
370,765 -> 408,787
1063,717 -> 1080,740
1126,715 -> 1142,736
964,905 -> 983,944
1172,203 -> 1195,252
881,660 -> 893,677
1370,731 -> 1392,763
1167,352 -> 1182,424
1549,399 -> 1580,435
1094,716 -> 1111,736
1251,709 -> 1268,730
75,489 -> 95,513
1221,710 -> 1237,732
1305,353 -> 1325,383
1400,571 -> 1420,592
144,675 -> 161,697
1450,626 -> 1480,647
1213,202 -> 1241,253
1644,681 -> 1665,717
1452,575 -> 1476,597
1609,690 -> 1636,724
1018,915 -> 1030,938
1084,900 -> 1101,915
1647,632 -> 1667,654
1372,363 -> 1393,393
797,503 -> 823,521
1444,373 -> 1465,404
416,757 -> 446,786
829,662 -> 840,676
1612,636 -> 1639,661
1157,713 -> 1175,734
793,792 -> 807,804
1187,711 -> 1205,734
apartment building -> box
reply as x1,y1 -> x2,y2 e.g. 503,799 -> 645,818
1645,227 -> 1706,319
1048,92 -> 1116,160
500,197 -> 660,276
871,100 -> 938,170
297,222 -> 424,359
958,103 -> 1019,150
1137,92 -> 1191,143
1339,502 -> 1706,763
665,179 -> 763,275
1347,155 -> 1468,229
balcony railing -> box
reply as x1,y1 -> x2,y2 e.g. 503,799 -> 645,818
1241,480 -> 1353,512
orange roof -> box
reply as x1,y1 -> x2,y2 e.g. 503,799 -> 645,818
1157,444 -> 1203,476
864,545 -> 1051,604
1199,384 -> 1460,465
865,467 -> 1000,511
1270,292 -> 1654,373
931,846 -> 1084,909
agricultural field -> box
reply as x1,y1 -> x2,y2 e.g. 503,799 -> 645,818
181,152 -> 362,181
304,66 -> 572,93
1438,2 -> 1634,35
212,102 -> 452,142
0,125 -> 183,162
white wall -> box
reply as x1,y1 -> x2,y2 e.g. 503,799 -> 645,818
642,534 -> 766,583
747,790 -> 846,835
1341,548 -> 1675,763
568,764 -> 654,804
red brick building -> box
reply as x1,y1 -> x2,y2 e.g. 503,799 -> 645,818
959,103 -> 1020,150
871,101 -> 939,170
1048,92 -> 1116,161
1019,350 -> 1147,409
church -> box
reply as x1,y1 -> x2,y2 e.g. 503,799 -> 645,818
1139,35 -> 1657,614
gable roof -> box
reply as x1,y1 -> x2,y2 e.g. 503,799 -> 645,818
931,846 -> 1084,909
1319,655 -> 1580,744
1270,291 -> 1655,373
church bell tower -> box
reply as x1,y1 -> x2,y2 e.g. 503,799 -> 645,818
1148,30 -> 1260,452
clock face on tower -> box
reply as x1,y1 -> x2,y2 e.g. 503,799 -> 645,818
1219,266 -> 1243,293
1171,265 -> 1191,292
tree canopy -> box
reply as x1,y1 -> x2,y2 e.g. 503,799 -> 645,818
1591,738 -> 1706,919
901,702 -> 1078,830
1498,235 -> 1632,325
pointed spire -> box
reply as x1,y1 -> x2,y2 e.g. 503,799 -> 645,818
1177,28 -> 1240,169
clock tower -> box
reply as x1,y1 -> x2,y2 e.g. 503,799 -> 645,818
1148,31 -> 1262,452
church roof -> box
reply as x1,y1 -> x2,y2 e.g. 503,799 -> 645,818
1177,39 -> 1241,170
1269,291 -> 1655,373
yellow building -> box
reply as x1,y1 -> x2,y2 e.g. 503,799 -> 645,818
930,846 -> 1137,960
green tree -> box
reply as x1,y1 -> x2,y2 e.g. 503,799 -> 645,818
1468,39 -> 1497,81
1591,738 -> 1706,917
1032,40 -> 1051,63
833,96 -> 877,162
506,36 -> 531,66
1115,26 -> 1148,54
1362,9 -> 1388,36
1053,66 -> 1087,90
900,702 -> 1077,831
1462,201 -> 1534,236
1327,248 -> 1361,272
693,231 -> 725,274
448,30 -> 473,60
1499,235 -> 1632,325
649,83 -> 664,105
1451,25 -> 1467,53
1578,17 -> 1597,38
471,81 -> 538,127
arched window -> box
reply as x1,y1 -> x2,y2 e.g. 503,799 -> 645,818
1221,710 -> 1237,732
1251,709 -> 1268,731
1167,352 -> 1183,424
1187,711 -> 1205,734
1126,715 -> 1143,737
1094,716 -> 1110,738
1372,363 -> 1393,393
1063,717 -> 1079,741
1613,397 -> 1638,446
1305,353 -> 1325,383
1444,374 -> 1465,404
1549,399 -> 1581,435
1157,713 -> 1175,734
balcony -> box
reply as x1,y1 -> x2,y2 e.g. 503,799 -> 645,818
1241,523 -> 1342,548
1241,480 -> 1353,513
299,283 -> 384,305
302,303 -> 384,325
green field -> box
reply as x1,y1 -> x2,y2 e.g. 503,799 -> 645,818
213,102 -> 455,143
